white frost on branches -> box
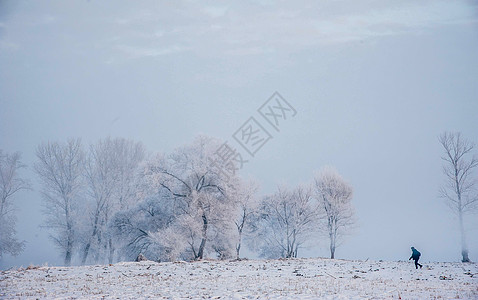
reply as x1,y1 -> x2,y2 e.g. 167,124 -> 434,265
0,150 -> 30,258
314,167 -> 355,259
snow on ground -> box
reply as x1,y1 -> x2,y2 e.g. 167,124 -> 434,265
1,258 -> 477,299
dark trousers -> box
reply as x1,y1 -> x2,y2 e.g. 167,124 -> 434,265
413,258 -> 422,269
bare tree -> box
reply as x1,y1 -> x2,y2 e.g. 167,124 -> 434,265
81,137 -> 145,264
439,132 -> 478,262
0,150 -> 30,258
232,179 -> 259,259
35,139 -> 84,266
114,139 -> 146,210
81,139 -> 117,264
250,185 -> 318,259
314,167 -> 354,259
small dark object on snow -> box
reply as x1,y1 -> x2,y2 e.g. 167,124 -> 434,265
136,253 -> 148,262
409,247 -> 423,269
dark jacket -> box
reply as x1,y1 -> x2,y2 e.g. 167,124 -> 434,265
410,248 -> 421,260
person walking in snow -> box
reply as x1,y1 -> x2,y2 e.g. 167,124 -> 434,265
409,246 -> 423,269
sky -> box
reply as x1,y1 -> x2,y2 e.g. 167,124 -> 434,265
0,0 -> 477,268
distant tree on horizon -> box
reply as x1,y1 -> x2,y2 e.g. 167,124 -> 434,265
232,179 -> 259,260
0,150 -> 30,259
248,184 -> 319,259
314,167 -> 355,259
35,139 -> 84,266
81,137 -> 145,265
439,132 -> 478,263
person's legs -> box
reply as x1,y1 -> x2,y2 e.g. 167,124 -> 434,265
414,259 -> 422,269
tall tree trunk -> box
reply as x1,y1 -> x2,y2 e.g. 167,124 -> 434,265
82,243 -> 91,265
1,195 -> 6,216
329,217 -> 336,259
108,238 -> 114,264
236,216 -> 245,259
458,210 -> 470,262
64,248 -> 72,266
291,230 -> 297,258
236,236 -> 241,260
65,228 -> 73,267
82,214 -> 100,265
330,228 -> 336,259
330,239 -> 335,259
65,204 -> 73,266
455,171 -> 470,263
196,214 -> 208,260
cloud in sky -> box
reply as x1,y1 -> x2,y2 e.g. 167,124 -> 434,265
2,0 -> 475,62
99,0 -> 477,59
115,44 -> 188,58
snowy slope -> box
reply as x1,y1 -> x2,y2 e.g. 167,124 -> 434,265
1,258 -> 477,299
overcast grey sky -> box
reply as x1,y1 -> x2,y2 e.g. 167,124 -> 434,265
1,0 -> 477,268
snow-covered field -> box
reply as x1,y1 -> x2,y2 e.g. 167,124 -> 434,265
1,258 -> 477,299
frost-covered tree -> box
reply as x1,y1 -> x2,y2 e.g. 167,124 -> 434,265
81,137 -> 145,264
314,167 -> 354,259
143,135 -> 240,260
82,139 -> 117,264
112,136 -> 259,262
232,179 -> 259,259
439,132 -> 478,263
250,185 -> 318,259
0,150 -> 30,259
35,139 -> 84,266
110,193 -> 178,262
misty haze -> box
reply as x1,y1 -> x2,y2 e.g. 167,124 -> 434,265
1,1 -> 477,299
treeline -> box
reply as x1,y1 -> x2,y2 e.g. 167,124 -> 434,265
1,135 -> 356,265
